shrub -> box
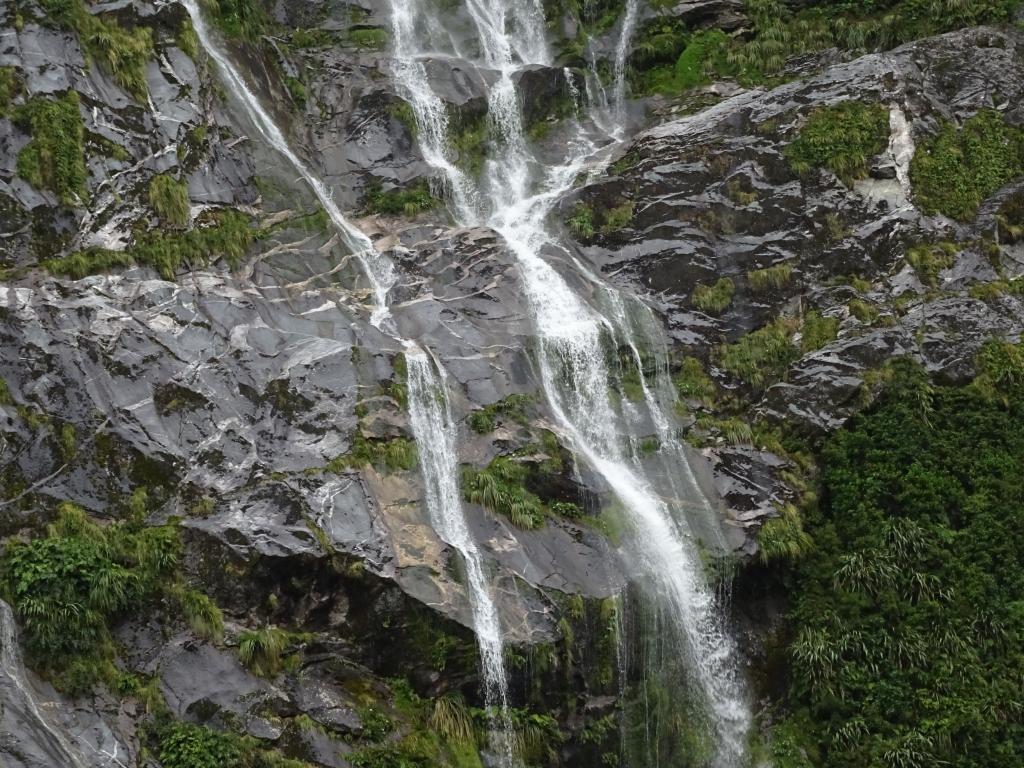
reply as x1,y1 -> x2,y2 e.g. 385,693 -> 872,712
348,27 -> 388,49
567,203 -> 595,238
674,356 -> 716,404
468,394 -> 533,434
203,0 -> 267,40
757,503 -> 813,563
601,201 -> 634,233
785,101 -> 890,186
14,92 -> 88,205
747,263 -> 794,292
800,311 -> 839,353
361,180 -> 438,217
778,360 -> 1024,766
327,434 -> 418,474
690,277 -> 734,315
906,241 -> 956,287
715,317 -> 800,389
238,626 -> 292,677
44,209 -> 254,279
462,457 -> 546,529
910,109 -> 1024,221
157,722 -> 241,768
148,174 -> 190,228
0,66 -> 21,115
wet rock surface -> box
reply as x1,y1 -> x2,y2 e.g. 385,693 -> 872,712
1,0 -> 1023,764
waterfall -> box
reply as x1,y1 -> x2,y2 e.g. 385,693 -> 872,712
185,6 -> 521,766
404,345 -> 519,766
385,0 -> 753,764
0,601 -> 91,767
182,0 -> 395,328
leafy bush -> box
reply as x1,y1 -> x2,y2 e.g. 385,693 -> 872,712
148,174 -> 190,228
800,311 -> 839,353
748,263 -> 794,292
14,92 -> 88,205
157,722 -> 241,768
0,66 -> 21,115
690,277 -> 734,315
906,241 -> 956,287
785,101 -> 890,185
567,203 -> 595,238
40,0 -> 153,100
674,356 -> 716,404
776,357 -> 1024,767
238,626 -> 292,677
361,180 -> 438,217
715,317 -> 800,389
327,434 -> 418,474
203,0 -> 267,40
757,503 -> 813,563
348,27 -> 388,50
462,457 -> 546,529
910,109 -> 1024,221
468,394 -> 533,434
44,209 -> 254,279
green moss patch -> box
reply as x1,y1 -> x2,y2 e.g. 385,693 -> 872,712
910,109 -> 1024,221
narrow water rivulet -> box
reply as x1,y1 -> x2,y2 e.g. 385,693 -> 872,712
184,5 -> 521,765
387,1 -> 752,764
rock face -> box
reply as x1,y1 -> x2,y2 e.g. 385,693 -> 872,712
1,0 -> 1023,765
575,25 -> 1024,436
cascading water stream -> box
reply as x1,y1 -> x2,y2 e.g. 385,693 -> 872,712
182,0 -> 394,328
184,6 -> 521,766
386,0 -> 752,764
0,600 -> 91,767
404,346 -> 520,765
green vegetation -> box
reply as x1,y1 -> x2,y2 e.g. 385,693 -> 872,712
462,439 -> 577,529
148,174 -> 190,228
44,209 -> 254,279
14,92 -> 88,206
361,180 -> 438,217
201,0 -> 268,40
691,277 -> 735,315
674,356 -> 716,405
757,503 -> 813,563
771,355 -> 1024,767
468,394 -> 533,434
326,434 -> 418,474
153,720 -> 313,768
910,109 -> 1024,221
567,200 -> 634,239
785,101 -> 890,186
40,0 -> 153,100
715,317 -> 800,390
567,203 -> 595,238
748,263 -> 794,292
800,311 -> 839,353
0,66 -> 21,115
347,27 -> 388,50
462,457 -> 547,529
601,201 -> 634,232
237,626 -> 296,677
906,241 -> 957,287
0,502 -> 221,693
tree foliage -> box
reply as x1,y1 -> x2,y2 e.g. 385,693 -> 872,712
776,356 -> 1024,767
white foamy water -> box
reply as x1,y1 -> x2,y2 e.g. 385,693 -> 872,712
385,0 -> 753,763
183,0 -> 394,328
